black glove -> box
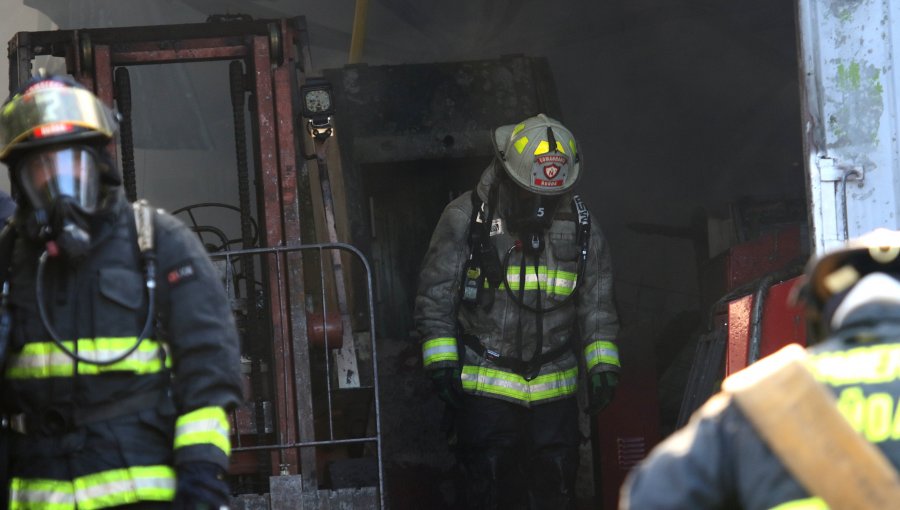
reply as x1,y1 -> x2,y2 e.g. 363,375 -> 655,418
173,461 -> 230,510
586,371 -> 619,415
429,366 -> 464,408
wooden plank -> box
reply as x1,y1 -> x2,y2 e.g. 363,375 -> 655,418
723,344 -> 900,510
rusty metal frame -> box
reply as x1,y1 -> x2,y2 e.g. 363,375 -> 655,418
6,17 -> 324,487
216,242 -> 384,508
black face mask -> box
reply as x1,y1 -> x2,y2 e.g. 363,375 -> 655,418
20,196 -> 92,261
12,144 -> 118,260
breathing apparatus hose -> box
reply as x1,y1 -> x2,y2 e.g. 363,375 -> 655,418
35,249 -> 156,366
500,241 -> 586,314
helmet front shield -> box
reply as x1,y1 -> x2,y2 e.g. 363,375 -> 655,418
0,86 -> 118,160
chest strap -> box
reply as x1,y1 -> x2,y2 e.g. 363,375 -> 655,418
7,387 -> 165,436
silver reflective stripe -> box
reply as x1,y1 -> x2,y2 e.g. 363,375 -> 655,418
11,466 -> 176,509
10,478 -> 75,508
75,470 -> 175,506
174,407 -> 231,455
461,365 -> 578,404
76,478 -> 137,504
584,340 -> 620,370
498,266 -> 577,296
422,337 -> 458,367
6,338 -> 168,379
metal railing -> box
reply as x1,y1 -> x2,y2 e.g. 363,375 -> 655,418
210,242 -> 384,509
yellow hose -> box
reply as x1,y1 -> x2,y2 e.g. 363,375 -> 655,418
349,0 -> 369,64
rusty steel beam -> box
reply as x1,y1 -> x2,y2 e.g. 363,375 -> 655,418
272,18 -> 318,489
250,33 -> 301,476
110,39 -> 249,66
90,44 -> 118,164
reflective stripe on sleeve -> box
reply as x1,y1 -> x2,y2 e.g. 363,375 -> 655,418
10,465 -> 175,510
461,365 -> 577,404
174,406 -> 231,457
5,338 -> 170,379
770,497 -> 828,510
422,337 -> 458,367
584,340 -> 620,371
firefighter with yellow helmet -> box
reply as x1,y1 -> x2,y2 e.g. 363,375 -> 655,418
0,75 -> 242,509
621,228 -> 900,509
414,113 -> 621,508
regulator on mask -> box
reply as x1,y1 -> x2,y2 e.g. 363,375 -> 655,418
502,177 -> 560,255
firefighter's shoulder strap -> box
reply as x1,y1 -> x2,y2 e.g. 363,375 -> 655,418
132,199 -> 156,258
721,343 -> 900,509
466,188 -> 503,288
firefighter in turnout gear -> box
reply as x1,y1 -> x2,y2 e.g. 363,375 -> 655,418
0,75 -> 242,509
414,114 -> 621,509
620,228 -> 900,510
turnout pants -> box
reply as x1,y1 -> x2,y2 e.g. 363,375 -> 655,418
455,395 -> 580,510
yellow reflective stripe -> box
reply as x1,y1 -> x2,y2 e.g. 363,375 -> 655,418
6,338 -> 169,379
461,365 -> 577,404
514,136 -> 529,154
584,340 -> 620,370
494,266 -> 577,296
422,337 -> 458,367
770,497 -> 828,509
10,465 -> 175,510
511,123 -> 526,137
75,465 -> 175,510
10,478 -> 74,509
532,140 -> 566,156
568,139 -> 577,157
808,344 -> 900,385
174,406 -> 231,456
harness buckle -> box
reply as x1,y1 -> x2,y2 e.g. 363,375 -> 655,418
484,348 -> 501,363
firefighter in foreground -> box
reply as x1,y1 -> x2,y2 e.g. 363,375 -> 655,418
414,114 -> 621,509
0,75 -> 243,509
620,228 -> 900,509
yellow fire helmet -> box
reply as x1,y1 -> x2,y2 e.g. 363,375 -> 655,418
492,113 -> 581,196
0,75 -> 118,162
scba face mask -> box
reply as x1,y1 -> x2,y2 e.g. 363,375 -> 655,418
17,145 -> 106,259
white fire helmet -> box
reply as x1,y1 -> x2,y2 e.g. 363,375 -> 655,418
492,113 -> 581,196
796,227 -> 900,340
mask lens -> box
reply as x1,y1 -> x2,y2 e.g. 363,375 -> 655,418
18,146 -> 100,213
